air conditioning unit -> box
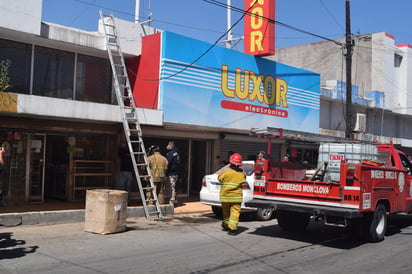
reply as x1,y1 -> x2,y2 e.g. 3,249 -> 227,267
353,113 -> 366,133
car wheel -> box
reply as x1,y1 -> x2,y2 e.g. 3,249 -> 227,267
255,207 -> 274,221
211,206 -> 222,218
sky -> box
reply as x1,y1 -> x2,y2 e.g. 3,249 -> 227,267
41,0 -> 412,50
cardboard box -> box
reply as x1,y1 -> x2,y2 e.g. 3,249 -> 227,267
85,189 -> 128,234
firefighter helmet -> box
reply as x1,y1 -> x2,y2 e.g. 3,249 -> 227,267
148,145 -> 160,155
229,153 -> 242,166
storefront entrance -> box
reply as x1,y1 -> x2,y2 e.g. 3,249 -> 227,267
1,131 -> 116,205
29,134 -> 46,203
44,135 -> 69,200
0,132 -> 47,204
142,137 -> 210,198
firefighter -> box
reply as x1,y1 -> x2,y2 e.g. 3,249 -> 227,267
147,145 -> 168,204
218,153 -> 246,235
255,150 -> 268,177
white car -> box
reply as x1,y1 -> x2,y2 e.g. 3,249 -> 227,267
199,160 -> 274,221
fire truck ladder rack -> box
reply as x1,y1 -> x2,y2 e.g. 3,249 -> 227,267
99,11 -> 162,221
250,127 -> 345,143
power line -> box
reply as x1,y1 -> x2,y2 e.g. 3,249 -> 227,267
319,0 -> 344,31
74,0 -> 136,18
69,0 -> 97,26
74,0 -> 344,47
202,0 -> 344,46
75,0 -> 345,81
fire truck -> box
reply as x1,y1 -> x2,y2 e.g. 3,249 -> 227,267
246,127 -> 412,242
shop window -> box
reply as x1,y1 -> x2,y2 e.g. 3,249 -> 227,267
32,45 -> 74,99
73,136 -> 108,160
0,38 -> 31,94
70,134 -> 115,200
76,54 -> 112,104
0,132 -> 27,204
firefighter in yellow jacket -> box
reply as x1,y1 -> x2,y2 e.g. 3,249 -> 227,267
218,153 -> 246,235
147,145 -> 168,204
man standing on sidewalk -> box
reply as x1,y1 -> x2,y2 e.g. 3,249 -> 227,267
0,146 -> 4,175
0,147 -> 5,203
147,145 -> 168,204
166,141 -> 181,205
117,143 -> 133,202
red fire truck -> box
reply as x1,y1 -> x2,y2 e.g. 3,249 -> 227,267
246,128 -> 412,242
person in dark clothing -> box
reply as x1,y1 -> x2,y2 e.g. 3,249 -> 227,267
166,141 -> 181,205
117,143 -> 134,201
0,147 -> 5,202
0,147 -> 4,175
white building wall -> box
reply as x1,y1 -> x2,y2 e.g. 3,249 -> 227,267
397,45 -> 412,116
0,0 -> 42,35
395,45 -> 408,115
98,17 -> 150,56
371,33 -> 396,110
44,23 -> 105,52
406,47 -> 412,115
16,94 -> 163,125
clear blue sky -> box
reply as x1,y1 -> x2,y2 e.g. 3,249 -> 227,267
42,0 -> 412,50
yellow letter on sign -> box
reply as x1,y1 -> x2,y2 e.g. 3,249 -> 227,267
0,92 -> 18,113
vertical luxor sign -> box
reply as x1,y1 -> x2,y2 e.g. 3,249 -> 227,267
244,0 -> 275,56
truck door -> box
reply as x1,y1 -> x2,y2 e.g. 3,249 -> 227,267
397,152 -> 412,211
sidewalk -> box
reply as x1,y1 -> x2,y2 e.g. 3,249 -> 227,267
0,196 -> 212,227
173,199 -> 211,215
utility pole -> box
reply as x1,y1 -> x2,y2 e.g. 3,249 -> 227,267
345,0 -> 353,139
135,0 -> 140,23
226,0 -> 233,48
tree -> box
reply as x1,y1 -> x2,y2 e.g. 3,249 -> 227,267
0,59 -> 11,92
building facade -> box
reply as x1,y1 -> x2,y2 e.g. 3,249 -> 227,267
2,1 -> 397,208
0,0 -> 163,204
269,32 -> 412,154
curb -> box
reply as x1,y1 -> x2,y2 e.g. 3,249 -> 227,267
0,205 -> 174,227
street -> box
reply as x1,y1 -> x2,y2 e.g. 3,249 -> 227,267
1,211 -> 412,273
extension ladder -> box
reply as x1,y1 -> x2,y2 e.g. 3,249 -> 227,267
99,11 -> 162,221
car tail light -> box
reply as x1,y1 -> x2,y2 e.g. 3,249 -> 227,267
242,183 -> 250,190
202,177 -> 206,187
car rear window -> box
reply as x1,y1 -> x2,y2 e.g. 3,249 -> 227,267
215,162 -> 255,176
242,163 -> 254,176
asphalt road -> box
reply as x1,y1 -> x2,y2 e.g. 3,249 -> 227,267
1,212 -> 412,273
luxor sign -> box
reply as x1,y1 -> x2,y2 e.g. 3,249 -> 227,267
244,0 -> 275,56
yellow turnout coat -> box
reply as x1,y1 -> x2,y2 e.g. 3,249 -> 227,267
218,167 -> 246,203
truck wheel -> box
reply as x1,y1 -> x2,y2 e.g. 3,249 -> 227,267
367,204 -> 387,242
276,210 -> 291,230
277,210 -> 310,231
212,206 -> 222,218
255,207 -> 274,221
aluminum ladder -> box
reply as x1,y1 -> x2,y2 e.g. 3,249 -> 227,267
99,11 -> 162,221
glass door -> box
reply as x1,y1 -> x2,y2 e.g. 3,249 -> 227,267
29,134 -> 46,203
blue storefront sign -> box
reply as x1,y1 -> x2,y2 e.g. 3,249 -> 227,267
158,32 -> 320,133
